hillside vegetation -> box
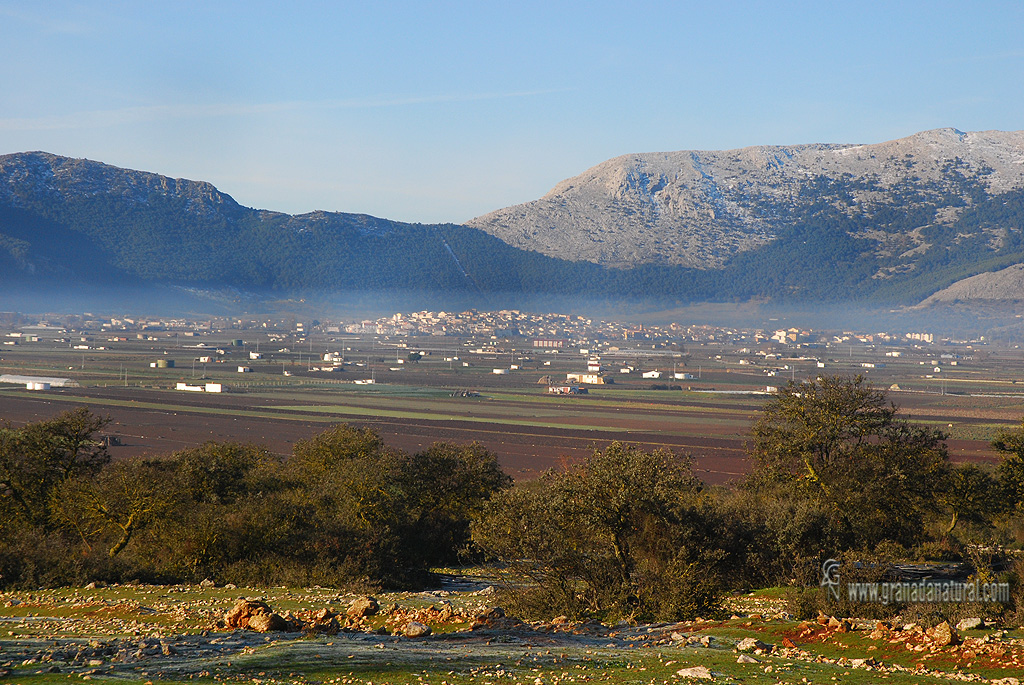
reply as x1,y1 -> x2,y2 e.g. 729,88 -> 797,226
3,137 -> 1024,304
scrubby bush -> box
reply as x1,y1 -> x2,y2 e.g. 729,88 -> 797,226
0,411 -> 510,589
472,442 -> 725,622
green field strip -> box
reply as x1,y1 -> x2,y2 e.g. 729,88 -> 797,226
0,388 -> 346,423
0,387 -> 748,437
259,403 -> 653,431
454,390 -> 763,415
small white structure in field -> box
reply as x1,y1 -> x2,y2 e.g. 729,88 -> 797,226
642,370 -> 662,379
205,383 -> 223,393
237,366 -> 252,373
1,374 -> 79,388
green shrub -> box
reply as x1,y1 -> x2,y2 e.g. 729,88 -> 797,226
473,442 -> 725,622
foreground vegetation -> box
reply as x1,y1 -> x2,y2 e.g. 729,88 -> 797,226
4,375 -> 1024,629
7,582 -> 1023,685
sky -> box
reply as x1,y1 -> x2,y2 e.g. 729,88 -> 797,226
1,1 -> 1023,224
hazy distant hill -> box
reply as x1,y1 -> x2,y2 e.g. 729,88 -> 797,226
4,134 -> 1024,306
0,152 -> 616,296
920,264 -> 1024,304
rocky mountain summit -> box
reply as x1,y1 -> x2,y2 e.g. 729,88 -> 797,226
4,133 -> 1024,305
0,152 -> 242,218
468,128 -> 1024,269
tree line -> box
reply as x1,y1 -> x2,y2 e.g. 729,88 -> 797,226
3,376 -> 1024,625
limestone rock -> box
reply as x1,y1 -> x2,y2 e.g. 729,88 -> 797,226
736,637 -> 771,652
957,617 -> 984,631
223,599 -> 272,630
404,621 -> 432,638
347,596 -> 379,619
927,620 -> 960,647
675,665 -> 714,679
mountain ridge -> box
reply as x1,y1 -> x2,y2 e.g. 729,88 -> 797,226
467,128 -> 1024,270
3,131 -> 1024,306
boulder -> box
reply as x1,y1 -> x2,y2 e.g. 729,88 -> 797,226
248,612 -> 291,633
307,609 -> 339,634
347,596 -> 379,619
476,607 -> 505,621
828,616 -> 853,632
927,620 -> 960,647
736,637 -> 771,652
736,654 -> 759,664
404,621 -> 432,637
957,617 -> 984,631
224,599 -> 272,630
676,665 -> 714,679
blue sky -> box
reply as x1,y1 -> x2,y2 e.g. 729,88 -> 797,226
1,1 -> 1022,223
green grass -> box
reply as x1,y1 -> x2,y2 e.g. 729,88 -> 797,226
5,581 -> 1024,685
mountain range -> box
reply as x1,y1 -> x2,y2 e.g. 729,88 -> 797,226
3,128 -> 1024,306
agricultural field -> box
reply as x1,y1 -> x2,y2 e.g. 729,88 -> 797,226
1,327 -> 1024,481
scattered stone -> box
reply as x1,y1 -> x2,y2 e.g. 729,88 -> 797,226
850,658 -> 877,668
676,665 -> 714,679
248,612 -> 293,633
224,599 -> 273,630
347,596 -> 379,619
736,637 -> 771,652
957,617 -> 984,631
84,581 -> 106,590
404,621 -> 431,638
781,637 -> 797,649
200,579 -> 216,588
699,635 -> 715,648
927,620 -> 960,647
827,616 -> 852,632
736,654 -> 759,664
306,608 -> 340,635
477,607 -> 505,621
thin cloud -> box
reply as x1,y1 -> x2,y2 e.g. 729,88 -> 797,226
0,5 -> 94,35
0,89 -> 571,132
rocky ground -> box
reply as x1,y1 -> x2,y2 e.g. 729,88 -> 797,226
2,578 -> 1024,684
